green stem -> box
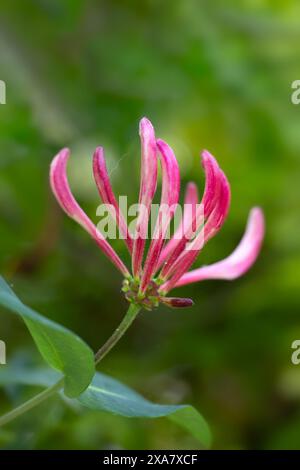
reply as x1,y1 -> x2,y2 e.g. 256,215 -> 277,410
0,379 -> 64,427
94,303 -> 140,364
0,303 -> 141,427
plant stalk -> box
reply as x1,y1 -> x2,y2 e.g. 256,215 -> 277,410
0,379 -> 64,426
94,303 -> 140,364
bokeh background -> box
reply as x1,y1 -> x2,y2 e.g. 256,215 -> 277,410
0,0 -> 300,450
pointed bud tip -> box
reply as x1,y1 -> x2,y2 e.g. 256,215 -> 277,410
93,146 -> 105,168
247,206 -> 265,239
250,206 -> 265,221
201,149 -> 218,166
139,117 -> 154,137
201,149 -> 212,158
186,181 -> 198,191
51,147 -> 70,164
94,146 -> 104,155
50,148 -> 70,183
156,138 -> 168,151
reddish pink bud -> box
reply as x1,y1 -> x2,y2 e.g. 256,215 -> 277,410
161,297 -> 194,308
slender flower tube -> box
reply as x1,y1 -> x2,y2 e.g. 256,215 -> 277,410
158,181 -> 199,267
50,148 -> 129,277
93,147 -> 133,252
50,118 -> 265,310
159,151 -> 225,281
131,118 -> 157,277
160,168 -> 231,293
140,139 -> 180,292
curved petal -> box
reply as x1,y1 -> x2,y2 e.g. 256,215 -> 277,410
132,117 -> 158,277
160,159 -> 231,293
93,147 -> 133,252
203,169 -> 231,243
201,150 -> 221,216
50,148 -> 129,277
160,151 -> 230,283
174,207 -> 265,287
141,139 -> 180,291
159,151 -> 219,270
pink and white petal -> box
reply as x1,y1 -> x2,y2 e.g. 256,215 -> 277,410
50,148 -> 129,276
141,139 -> 180,291
201,150 -> 221,217
203,169 -> 231,243
158,182 -> 198,267
158,151 -> 222,275
156,139 -> 180,210
159,203 -> 204,280
160,153 -> 230,281
132,117 -> 158,276
160,165 -> 231,291
93,147 -> 133,252
174,207 -> 265,287
181,182 -> 199,233
138,118 -> 158,205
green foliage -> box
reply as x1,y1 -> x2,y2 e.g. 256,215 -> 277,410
0,0 -> 299,450
78,372 -> 211,448
0,363 -> 211,448
0,277 -> 94,397
0,280 -> 210,446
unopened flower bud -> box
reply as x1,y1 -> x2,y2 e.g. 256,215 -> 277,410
161,297 -> 194,308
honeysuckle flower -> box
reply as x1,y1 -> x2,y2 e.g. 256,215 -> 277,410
50,118 -> 265,310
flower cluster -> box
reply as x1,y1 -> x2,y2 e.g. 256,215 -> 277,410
50,118 -> 264,309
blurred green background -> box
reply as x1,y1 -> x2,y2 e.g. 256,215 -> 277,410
0,0 -> 300,450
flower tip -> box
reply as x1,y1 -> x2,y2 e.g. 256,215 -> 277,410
201,149 -> 218,166
201,149 -> 212,159
139,117 -> 154,137
156,138 -> 165,147
94,146 -> 104,156
248,206 -> 265,240
161,297 -> 194,308
93,146 -> 104,166
156,139 -> 172,156
50,148 -> 70,188
186,181 -> 198,192
250,206 -> 265,222
51,147 -> 70,168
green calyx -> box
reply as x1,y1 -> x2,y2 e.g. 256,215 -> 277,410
122,277 -> 194,311
122,277 -> 162,311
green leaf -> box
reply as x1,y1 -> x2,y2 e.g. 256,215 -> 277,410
78,372 -> 212,448
0,363 -> 211,447
0,277 -> 95,397
0,365 -> 61,388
